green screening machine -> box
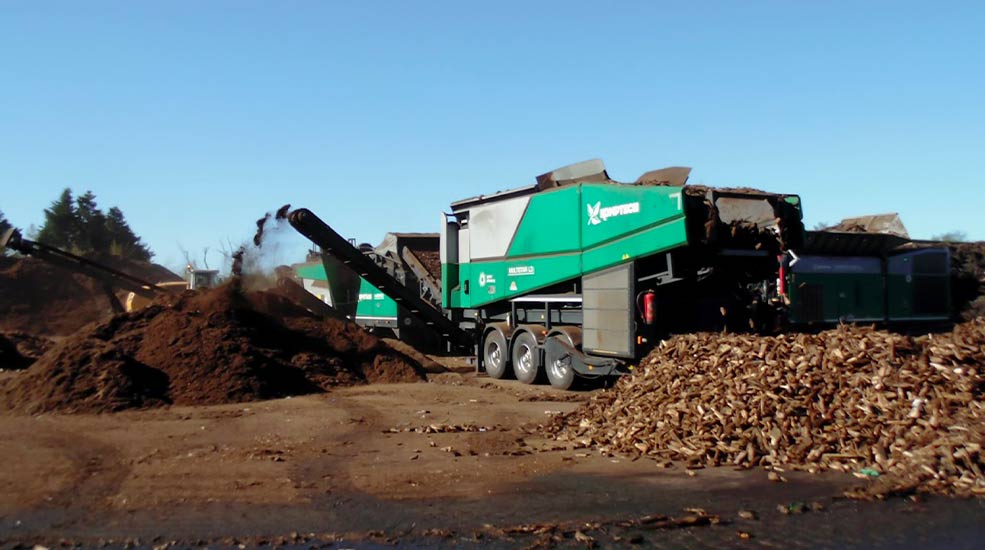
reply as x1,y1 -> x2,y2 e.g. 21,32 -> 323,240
290,159 -> 951,389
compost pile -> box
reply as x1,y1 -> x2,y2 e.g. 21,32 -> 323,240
0,255 -> 184,336
0,256 -> 115,335
410,249 -> 441,280
0,332 -> 54,370
0,283 -> 427,414
549,320 -> 985,496
948,242 -> 985,319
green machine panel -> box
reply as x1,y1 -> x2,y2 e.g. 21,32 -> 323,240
295,261 -> 398,321
355,279 -> 399,320
789,256 -> 885,323
507,185 -> 582,257
455,183 -> 687,308
581,218 -> 687,274
580,184 -> 684,250
469,253 -> 583,305
887,249 -> 950,321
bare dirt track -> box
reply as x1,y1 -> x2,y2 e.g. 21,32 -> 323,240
1,372 -> 983,549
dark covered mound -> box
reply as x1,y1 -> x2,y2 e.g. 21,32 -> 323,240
5,341 -> 171,412
0,256 -> 115,336
409,249 -> 441,280
948,242 -> 985,320
0,332 -> 54,370
0,283 -> 427,414
0,255 -> 184,336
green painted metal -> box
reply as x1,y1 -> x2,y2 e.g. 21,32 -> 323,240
887,274 -> 916,319
886,276 -> 950,320
294,261 -> 398,320
580,184 -> 683,250
787,256 -> 885,323
787,251 -> 952,324
355,279 -> 398,319
788,272 -> 885,323
455,262 -> 472,308
448,182 -> 688,308
295,263 -> 327,280
467,253 -> 582,306
441,263 -> 457,308
507,186 -> 582,257
581,217 -> 686,274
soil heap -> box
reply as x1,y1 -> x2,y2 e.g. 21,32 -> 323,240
0,332 -> 54,370
0,283 -> 427,414
410,249 -> 441,280
0,255 -> 183,336
549,320 -> 985,497
948,242 -> 985,319
0,256 -> 116,335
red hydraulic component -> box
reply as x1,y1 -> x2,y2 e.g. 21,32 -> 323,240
777,254 -> 787,297
641,290 -> 656,325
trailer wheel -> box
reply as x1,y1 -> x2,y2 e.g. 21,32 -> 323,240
511,330 -> 542,385
545,334 -> 577,390
483,329 -> 511,379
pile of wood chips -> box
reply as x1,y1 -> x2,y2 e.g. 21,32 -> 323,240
549,319 -> 985,496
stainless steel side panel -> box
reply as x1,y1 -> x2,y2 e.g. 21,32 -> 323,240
582,263 -> 634,358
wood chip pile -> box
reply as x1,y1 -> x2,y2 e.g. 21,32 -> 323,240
549,319 -> 985,496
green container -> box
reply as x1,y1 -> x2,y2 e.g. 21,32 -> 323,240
788,248 -> 951,324
788,256 -> 885,323
354,279 -> 399,321
294,261 -> 398,324
887,249 -> 950,321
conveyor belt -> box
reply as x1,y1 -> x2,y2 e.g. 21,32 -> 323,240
1,228 -> 164,298
288,208 -> 471,347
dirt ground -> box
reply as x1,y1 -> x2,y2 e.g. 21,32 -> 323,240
1,370 -> 983,549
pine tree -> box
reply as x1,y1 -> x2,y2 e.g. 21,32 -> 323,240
36,188 -> 153,261
75,191 -> 110,255
36,188 -> 78,251
105,206 -> 153,261
0,209 -> 11,254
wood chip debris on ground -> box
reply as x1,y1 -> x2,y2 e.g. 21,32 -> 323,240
384,423 -> 499,434
482,509 -> 722,549
548,318 -> 985,497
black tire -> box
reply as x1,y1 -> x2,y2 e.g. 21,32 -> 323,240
483,329 -> 511,379
511,331 -> 542,385
545,334 -> 577,390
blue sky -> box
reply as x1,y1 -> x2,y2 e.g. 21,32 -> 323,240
2,1 -> 983,273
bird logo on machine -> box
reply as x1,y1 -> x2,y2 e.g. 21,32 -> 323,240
587,201 -> 641,226
587,202 -> 602,225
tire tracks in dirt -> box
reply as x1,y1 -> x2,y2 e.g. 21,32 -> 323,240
288,393 -> 386,498
0,423 -> 129,536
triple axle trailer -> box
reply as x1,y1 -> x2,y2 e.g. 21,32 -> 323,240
290,159 -> 951,389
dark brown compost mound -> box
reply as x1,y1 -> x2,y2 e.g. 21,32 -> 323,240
409,249 -> 441,280
0,256 -> 115,336
948,242 -> 985,319
548,320 -> 985,497
0,255 -> 184,336
0,332 -> 54,370
0,283 -> 427,414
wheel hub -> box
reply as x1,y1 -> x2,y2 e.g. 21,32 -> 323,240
549,356 -> 568,380
488,342 -> 501,366
517,344 -> 533,374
